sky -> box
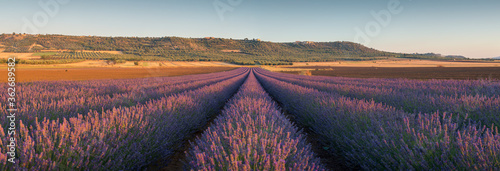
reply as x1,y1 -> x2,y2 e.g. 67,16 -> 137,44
1,0 -> 499,58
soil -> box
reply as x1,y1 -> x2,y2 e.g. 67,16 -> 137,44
282,67 -> 500,80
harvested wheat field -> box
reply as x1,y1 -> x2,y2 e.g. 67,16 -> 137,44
29,60 -> 240,68
39,50 -> 123,54
0,49 -> 39,59
0,50 -> 123,60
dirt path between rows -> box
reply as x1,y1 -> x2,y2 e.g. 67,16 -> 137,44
254,74 -> 361,171
144,73 -> 249,171
149,71 -> 354,170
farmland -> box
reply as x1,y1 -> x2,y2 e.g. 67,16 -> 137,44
266,60 -> 500,80
0,34 -> 465,65
2,0 -> 499,170
281,67 -> 500,80
1,67 -> 499,170
0,66 -> 237,82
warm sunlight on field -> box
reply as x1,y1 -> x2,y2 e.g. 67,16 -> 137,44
0,66 -> 236,82
39,50 -> 124,54
0,49 -> 39,59
2,0 -> 499,169
289,59 -> 500,68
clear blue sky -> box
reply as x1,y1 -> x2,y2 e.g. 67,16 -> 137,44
1,0 -> 499,58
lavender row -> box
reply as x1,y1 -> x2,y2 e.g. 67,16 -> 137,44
0,68 -> 246,126
0,69 -> 249,170
254,71 -> 500,170
0,68 -> 240,105
6,68 -> 243,105
257,69 -> 500,128
0,71 -> 230,115
184,71 -> 325,170
266,69 -> 500,97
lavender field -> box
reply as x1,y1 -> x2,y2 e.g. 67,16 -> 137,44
1,68 -> 499,170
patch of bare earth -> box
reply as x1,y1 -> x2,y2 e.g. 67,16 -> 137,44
0,52 -> 39,59
39,50 -> 124,54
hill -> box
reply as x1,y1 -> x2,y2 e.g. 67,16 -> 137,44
445,55 -> 467,59
0,33 -> 451,65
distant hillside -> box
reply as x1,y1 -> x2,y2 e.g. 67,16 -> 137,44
493,56 -> 500,59
0,33 -> 450,65
445,55 -> 467,59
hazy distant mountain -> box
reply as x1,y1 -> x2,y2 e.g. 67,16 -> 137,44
492,56 -> 500,59
0,33 -> 453,65
445,55 -> 467,59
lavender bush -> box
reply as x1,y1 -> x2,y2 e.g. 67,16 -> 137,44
0,68 -> 246,127
264,70 -> 500,97
254,68 -> 500,170
185,70 -> 325,170
0,68 -> 249,170
2,66 -> 498,170
258,69 -> 500,128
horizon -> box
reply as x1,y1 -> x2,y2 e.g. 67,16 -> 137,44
1,0 -> 499,58
2,33 -> 489,59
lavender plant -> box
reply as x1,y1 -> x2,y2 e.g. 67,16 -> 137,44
185,71 -> 325,170
0,68 -> 246,127
0,68 -> 249,170
254,68 -> 500,170
258,69 -> 500,128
